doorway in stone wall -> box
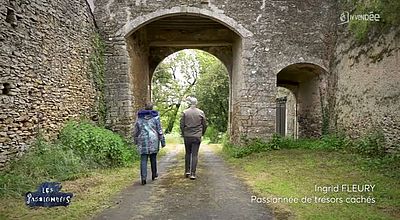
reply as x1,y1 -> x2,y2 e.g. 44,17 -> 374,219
124,14 -> 244,140
276,87 -> 298,138
276,63 -> 327,138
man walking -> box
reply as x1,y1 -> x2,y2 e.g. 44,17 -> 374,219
180,97 -> 207,180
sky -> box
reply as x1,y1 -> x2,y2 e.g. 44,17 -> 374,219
160,49 -> 200,86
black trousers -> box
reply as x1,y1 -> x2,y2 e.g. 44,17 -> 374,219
184,137 -> 201,175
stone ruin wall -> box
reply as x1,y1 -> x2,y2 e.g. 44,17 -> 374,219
94,0 -> 333,142
333,26 -> 400,151
1,0 -> 399,168
0,0 -> 98,167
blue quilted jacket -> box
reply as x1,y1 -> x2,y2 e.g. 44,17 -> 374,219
133,110 -> 166,155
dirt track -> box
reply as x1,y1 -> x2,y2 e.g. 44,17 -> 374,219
94,144 -> 273,220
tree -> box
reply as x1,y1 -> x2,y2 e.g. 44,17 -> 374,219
151,50 -> 199,133
192,51 -> 229,132
152,49 -> 229,135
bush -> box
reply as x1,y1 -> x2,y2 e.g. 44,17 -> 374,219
363,154 -> 400,178
220,132 -> 229,146
59,121 -> 137,168
0,120 -> 139,198
222,129 -> 396,161
352,130 -> 387,157
320,133 -> 351,150
223,137 -> 274,158
223,134 -> 353,158
0,137 -> 86,197
204,126 -> 224,144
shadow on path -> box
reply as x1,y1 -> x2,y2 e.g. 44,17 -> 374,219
94,144 -> 273,220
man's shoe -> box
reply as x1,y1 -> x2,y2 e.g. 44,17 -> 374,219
190,174 -> 196,180
141,179 -> 146,185
152,174 -> 158,181
185,173 -> 190,178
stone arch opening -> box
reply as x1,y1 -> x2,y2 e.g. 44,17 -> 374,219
277,63 -> 327,138
124,14 -> 243,139
151,49 -> 230,134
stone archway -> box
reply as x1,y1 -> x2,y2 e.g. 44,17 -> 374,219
107,10 -> 254,143
277,63 -> 328,138
117,6 -> 253,39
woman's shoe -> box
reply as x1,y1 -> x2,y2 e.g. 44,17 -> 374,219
141,179 -> 146,185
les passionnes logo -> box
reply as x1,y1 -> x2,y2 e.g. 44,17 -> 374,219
25,182 -> 73,207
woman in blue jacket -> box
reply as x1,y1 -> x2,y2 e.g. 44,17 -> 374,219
133,103 -> 166,185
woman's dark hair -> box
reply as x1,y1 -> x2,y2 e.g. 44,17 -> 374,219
144,102 -> 153,110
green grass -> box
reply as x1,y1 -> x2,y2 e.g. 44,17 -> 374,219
0,120 -> 143,219
165,133 -> 183,145
0,121 -> 138,198
215,145 -> 400,220
0,164 -> 140,220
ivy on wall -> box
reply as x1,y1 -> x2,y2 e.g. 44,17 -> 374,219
342,0 -> 400,42
89,32 -> 106,125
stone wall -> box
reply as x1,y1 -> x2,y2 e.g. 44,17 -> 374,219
333,26 -> 400,151
0,0 -> 98,167
2,0 -> 398,168
93,0 -> 333,143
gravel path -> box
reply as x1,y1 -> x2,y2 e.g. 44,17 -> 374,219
94,144 -> 273,220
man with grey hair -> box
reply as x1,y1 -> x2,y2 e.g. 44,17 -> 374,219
180,96 -> 207,180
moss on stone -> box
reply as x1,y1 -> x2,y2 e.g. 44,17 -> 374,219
90,32 -> 106,125
346,0 -> 400,43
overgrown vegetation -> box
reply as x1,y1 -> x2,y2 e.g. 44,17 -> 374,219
223,134 -> 346,158
90,33 -> 106,125
217,145 -> 400,220
193,53 -> 229,133
203,126 -> 225,144
59,121 -> 137,168
152,49 -> 229,141
223,132 -> 399,177
343,0 -> 400,42
0,121 -> 138,197
219,128 -> 399,219
152,50 -> 200,134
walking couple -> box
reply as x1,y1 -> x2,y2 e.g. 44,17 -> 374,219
133,97 -> 207,185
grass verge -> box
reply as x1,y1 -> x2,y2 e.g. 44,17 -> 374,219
0,164 -> 139,220
0,120 -> 176,219
214,145 -> 400,220
0,132 -> 174,220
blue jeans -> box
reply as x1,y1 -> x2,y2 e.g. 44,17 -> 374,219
140,153 -> 157,180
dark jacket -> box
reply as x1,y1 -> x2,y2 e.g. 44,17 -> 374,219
180,107 -> 207,138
